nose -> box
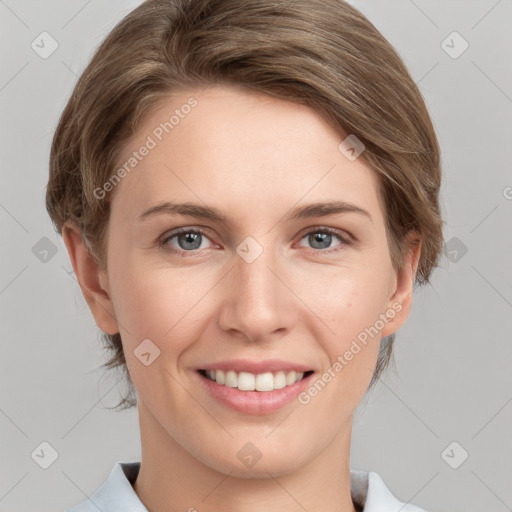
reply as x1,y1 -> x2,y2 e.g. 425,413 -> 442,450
217,238 -> 299,343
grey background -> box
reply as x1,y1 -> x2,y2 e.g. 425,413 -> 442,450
1,1 -> 511,511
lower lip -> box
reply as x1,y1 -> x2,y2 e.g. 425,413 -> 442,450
196,370 -> 314,415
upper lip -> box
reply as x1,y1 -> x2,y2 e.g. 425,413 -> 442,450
198,359 -> 314,374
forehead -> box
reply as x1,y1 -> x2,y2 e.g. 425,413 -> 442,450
109,85 -> 383,226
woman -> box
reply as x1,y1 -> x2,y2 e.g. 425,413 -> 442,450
46,1 -> 443,510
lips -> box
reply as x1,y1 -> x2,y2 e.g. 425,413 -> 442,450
196,365 -> 315,415
196,358 -> 315,395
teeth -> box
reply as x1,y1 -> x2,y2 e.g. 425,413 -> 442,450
238,372 -> 255,391
203,369 -> 306,392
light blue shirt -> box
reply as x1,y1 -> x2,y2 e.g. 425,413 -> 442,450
67,461 -> 428,512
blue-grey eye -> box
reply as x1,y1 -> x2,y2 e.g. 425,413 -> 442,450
298,228 -> 347,251
162,229 -> 211,252
308,232 -> 334,249
176,231 -> 203,250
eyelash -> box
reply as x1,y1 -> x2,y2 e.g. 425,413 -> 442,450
159,226 -> 353,256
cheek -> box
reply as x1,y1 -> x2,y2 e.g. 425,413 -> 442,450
304,264 -> 392,340
299,280 -> 387,415
110,265 -> 204,403
108,255 -> 213,366
299,263 -> 392,394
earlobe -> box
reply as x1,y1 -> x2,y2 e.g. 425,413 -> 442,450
381,233 -> 422,338
61,221 -> 119,335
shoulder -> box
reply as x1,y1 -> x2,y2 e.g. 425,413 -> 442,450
66,461 -> 145,512
350,469 -> 430,512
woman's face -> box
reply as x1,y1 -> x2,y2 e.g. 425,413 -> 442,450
92,85 -> 416,476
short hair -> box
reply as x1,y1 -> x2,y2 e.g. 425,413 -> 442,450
46,0 -> 444,409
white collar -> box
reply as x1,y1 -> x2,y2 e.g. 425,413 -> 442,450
67,461 -> 428,512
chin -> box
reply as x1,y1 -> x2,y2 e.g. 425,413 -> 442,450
197,438 -> 313,479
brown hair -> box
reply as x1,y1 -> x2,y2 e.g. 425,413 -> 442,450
46,0 -> 444,409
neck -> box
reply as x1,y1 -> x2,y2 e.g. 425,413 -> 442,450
133,399 -> 358,512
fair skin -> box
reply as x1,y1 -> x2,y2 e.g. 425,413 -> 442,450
63,85 -> 420,512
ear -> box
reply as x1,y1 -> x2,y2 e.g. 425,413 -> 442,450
381,232 -> 422,338
61,220 -> 119,335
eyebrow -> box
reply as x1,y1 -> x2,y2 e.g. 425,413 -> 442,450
137,200 -> 372,224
